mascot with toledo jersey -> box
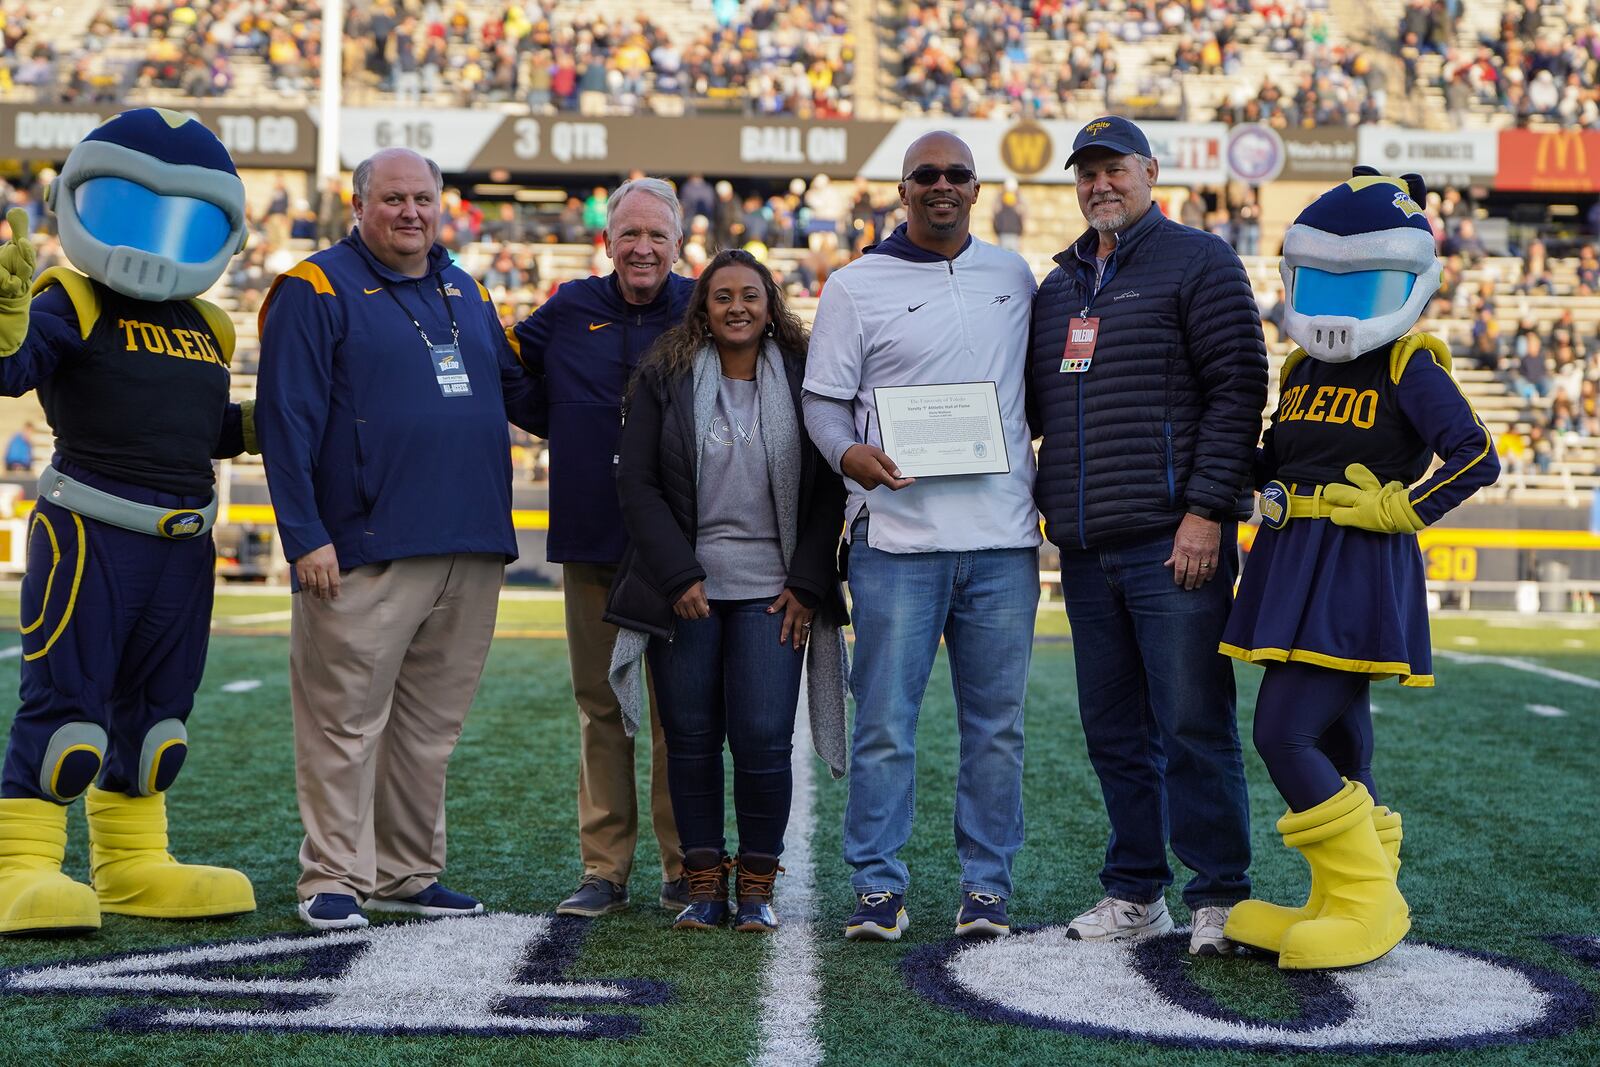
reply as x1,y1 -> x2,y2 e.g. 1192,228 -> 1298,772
0,108 -> 257,936
1217,167 -> 1499,970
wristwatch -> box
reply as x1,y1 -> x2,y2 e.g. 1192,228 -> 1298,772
1186,505 -> 1224,522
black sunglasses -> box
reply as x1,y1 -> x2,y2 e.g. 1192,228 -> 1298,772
902,165 -> 977,186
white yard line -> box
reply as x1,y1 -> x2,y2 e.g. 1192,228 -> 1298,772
752,684 -> 824,1067
1526,704 -> 1568,718
1439,650 -> 1600,691
0,645 -> 20,660
221,679 -> 263,693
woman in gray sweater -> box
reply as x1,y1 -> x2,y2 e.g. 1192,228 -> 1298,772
607,250 -> 847,933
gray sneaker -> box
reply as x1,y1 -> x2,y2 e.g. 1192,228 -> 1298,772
1065,895 -> 1174,942
660,875 -> 692,911
1188,905 -> 1237,957
556,876 -> 629,917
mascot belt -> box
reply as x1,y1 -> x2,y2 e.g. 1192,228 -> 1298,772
38,465 -> 216,540
1257,481 -> 1339,531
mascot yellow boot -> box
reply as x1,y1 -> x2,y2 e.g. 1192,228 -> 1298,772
1275,781 -> 1408,970
1225,804 -> 1403,954
0,798 -> 100,934
86,787 -> 254,918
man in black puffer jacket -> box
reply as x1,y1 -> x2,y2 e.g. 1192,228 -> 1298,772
1028,117 -> 1268,957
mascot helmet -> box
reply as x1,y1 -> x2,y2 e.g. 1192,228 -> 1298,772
1279,167 -> 1439,364
46,107 -> 247,302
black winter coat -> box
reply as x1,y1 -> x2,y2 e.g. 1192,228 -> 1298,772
604,350 -> 847,638
1028,204 -> 1268,549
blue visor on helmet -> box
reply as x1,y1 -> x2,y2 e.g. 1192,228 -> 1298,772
1291,266 -> 1417,319
72,176 -> 234,265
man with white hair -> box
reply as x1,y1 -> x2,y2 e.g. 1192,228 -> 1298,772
507,177 -> 693,917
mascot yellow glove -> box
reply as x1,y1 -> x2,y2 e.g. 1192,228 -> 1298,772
0,207 -> 37,358
1323,463 -> 1426,534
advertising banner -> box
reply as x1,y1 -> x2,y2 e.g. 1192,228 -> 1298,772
1494,129 -> 1600,192
1358,128 -> 1498,185
0,104 -> 316,169
1279,127 -> 1361,183
335,110 -> 896,178
856,118 -> 1230,186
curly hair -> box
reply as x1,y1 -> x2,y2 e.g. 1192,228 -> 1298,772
637,249 -> 810,384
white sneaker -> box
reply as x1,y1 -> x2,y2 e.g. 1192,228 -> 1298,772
1066,895 -> 1174,942
1188,905 -> 1236,957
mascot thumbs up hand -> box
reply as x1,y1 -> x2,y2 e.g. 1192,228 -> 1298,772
0,208 -> 37,355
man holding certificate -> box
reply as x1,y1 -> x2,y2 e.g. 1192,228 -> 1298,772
803,131 -> 1040,942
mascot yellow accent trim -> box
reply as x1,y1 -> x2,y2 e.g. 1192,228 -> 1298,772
1279,347 -> 1309,393
50,744 -> 101,798
31,267 -> 101,339
189,297 -> 235,366
1344,175 -> 1408,195
22,512 -> 86,662
1388,332 -> 1453,384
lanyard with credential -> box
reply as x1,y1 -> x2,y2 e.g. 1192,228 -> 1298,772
379,277 -> 472,397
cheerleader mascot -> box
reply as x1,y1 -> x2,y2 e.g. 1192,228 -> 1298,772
1220,168 -> 1498,969
0,108 -> 256,935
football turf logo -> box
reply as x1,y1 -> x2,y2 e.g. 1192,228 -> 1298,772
0,914 -> 669,1038
903,925 -> 1595,1054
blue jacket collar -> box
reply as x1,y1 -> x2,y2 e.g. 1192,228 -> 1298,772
866,223 -> 973,263
345,227 -> 452,283
1055,202 -> 1165,272
605,270 -> 683,314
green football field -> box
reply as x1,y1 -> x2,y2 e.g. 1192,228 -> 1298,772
0,610 -> 1596,1066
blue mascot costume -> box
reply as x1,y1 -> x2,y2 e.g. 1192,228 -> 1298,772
0,108 -> 257,935
1218,168 -> 1499,969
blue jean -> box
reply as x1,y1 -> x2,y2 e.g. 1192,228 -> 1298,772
1057,525 -> 1251,909
646,599 -> 802,856
843,538 -> 1039,898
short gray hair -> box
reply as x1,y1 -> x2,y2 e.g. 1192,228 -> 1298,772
353,149 -> 444,201
606,177 -> 683,241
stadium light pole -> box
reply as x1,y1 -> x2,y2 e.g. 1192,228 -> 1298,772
317,0 -> 344,188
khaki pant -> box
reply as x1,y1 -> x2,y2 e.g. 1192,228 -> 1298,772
564,563 -> 681,883
292,553 -> 503,901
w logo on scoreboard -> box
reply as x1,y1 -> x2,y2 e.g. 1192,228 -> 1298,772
0,914 -> 669,1038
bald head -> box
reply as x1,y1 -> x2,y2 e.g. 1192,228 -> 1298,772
352,147 -> 443,277
898,130 -> 979,256
353,148 -> 443,202
901,131 -> 976,179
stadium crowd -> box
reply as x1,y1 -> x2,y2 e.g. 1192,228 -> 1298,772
1425,0 -> 1600,128
0,0 -> 857,117
5,0 -> 1600,133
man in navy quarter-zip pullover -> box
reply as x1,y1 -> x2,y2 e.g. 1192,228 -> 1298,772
258,148 -> 543,931
1027,116 -> 1268,957
804,131 -> 1040,942
507,177 -> 692,919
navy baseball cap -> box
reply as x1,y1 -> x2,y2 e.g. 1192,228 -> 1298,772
1065,116 -> 1153,169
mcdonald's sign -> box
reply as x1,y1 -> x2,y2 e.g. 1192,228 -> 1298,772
1000,123 -> 1054,176
1496,128 -> 1600,191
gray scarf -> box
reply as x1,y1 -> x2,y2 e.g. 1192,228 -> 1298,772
610,342 -> 848,778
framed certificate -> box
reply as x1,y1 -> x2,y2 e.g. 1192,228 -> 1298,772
872,381 -> 1011,478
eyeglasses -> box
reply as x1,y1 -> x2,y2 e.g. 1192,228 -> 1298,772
902,166 -> 977,186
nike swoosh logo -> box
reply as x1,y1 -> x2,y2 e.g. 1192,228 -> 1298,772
588,322 -> 612,331
363,287 -> 383,294
907,302 -> 927,313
